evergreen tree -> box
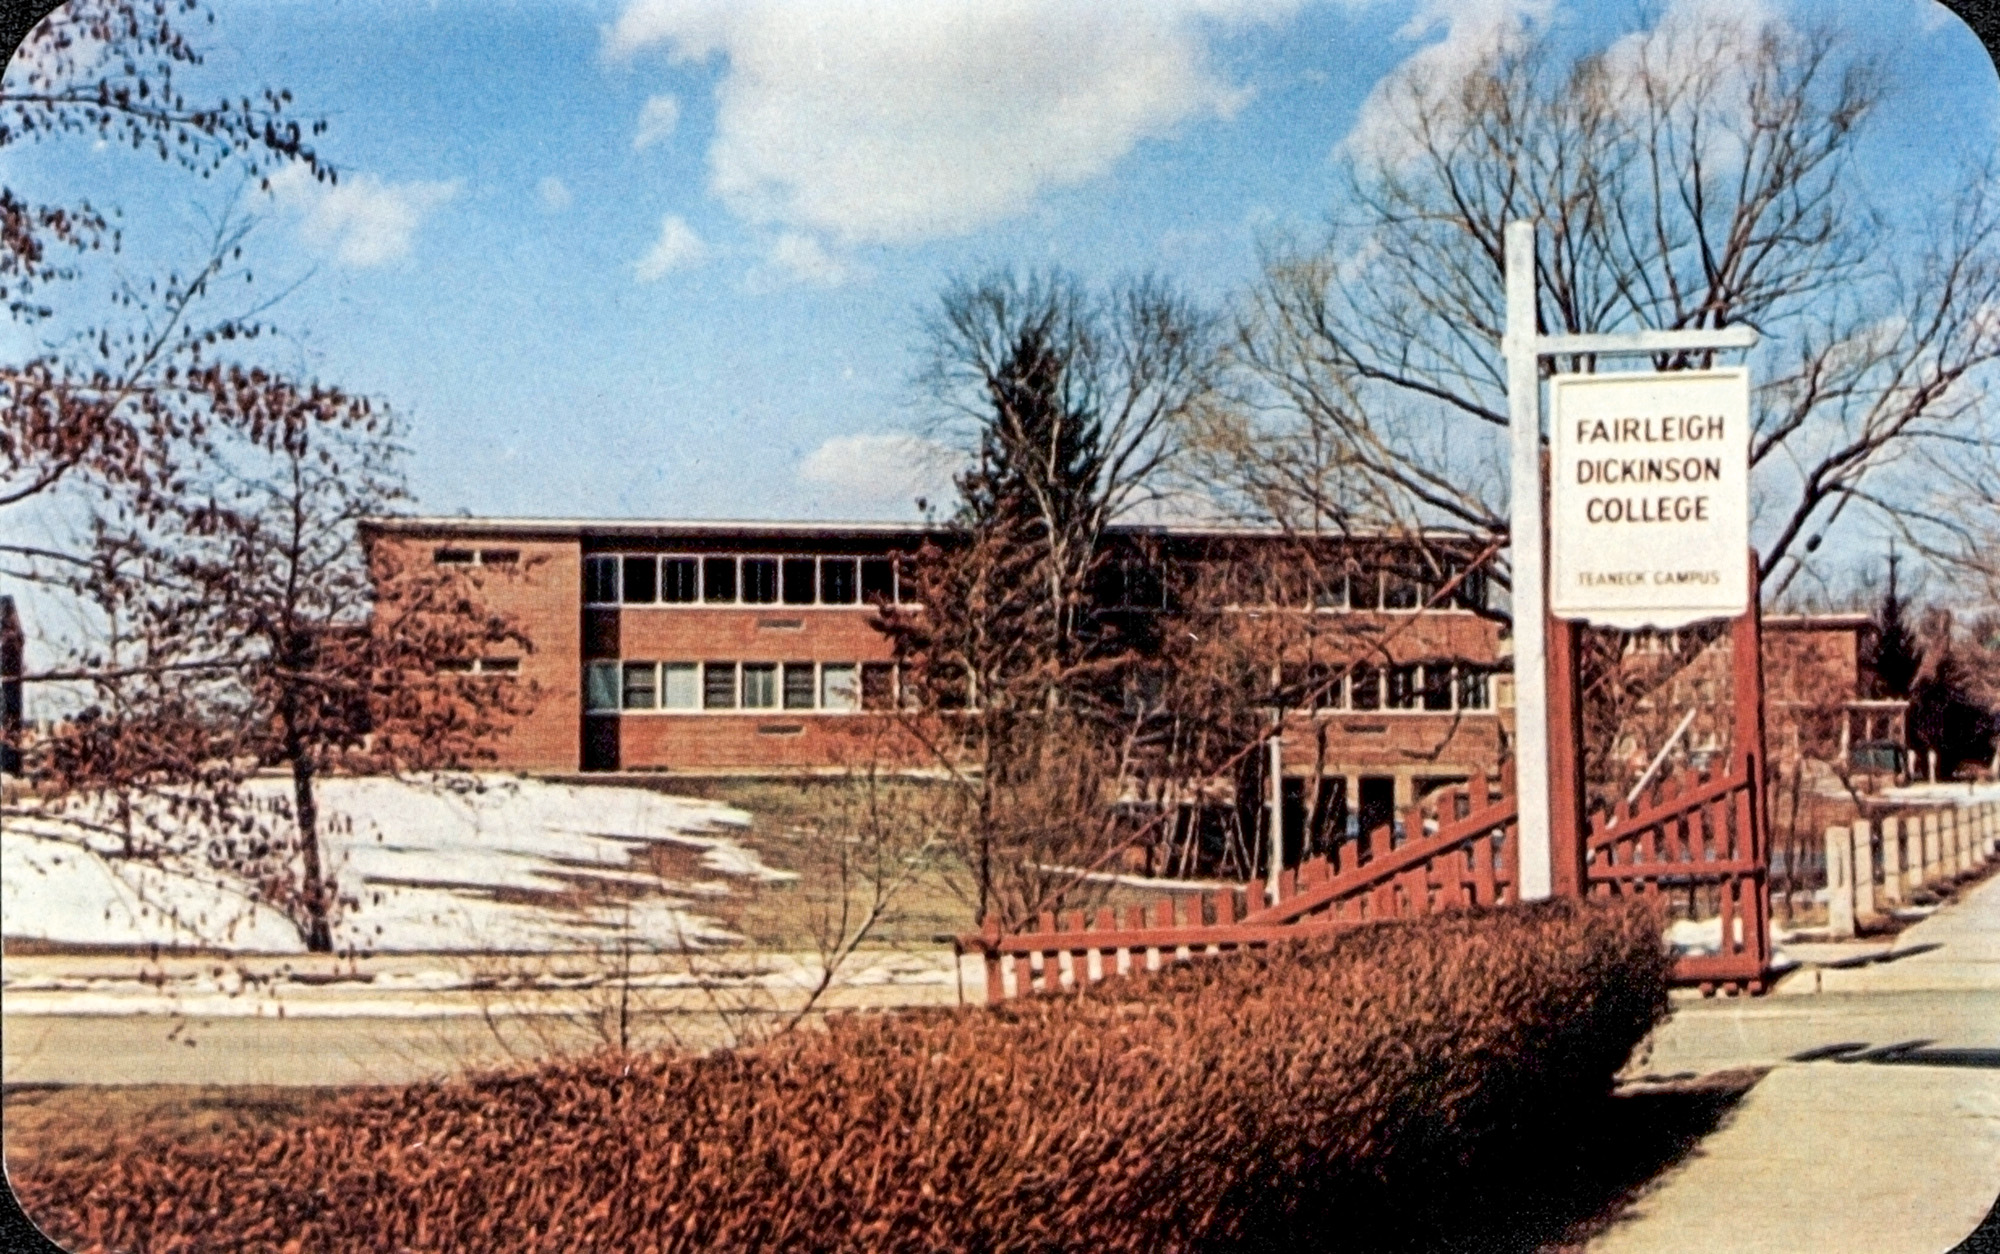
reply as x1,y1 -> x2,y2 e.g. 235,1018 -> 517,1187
1866,549 -> 1923,698
1908,642 -> 1997,779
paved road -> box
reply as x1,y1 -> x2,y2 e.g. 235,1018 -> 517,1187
1590,864 -> 2000,1254
1,948 -> 980,1086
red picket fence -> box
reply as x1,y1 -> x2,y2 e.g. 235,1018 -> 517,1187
1586,752 -> 1770,993
967,757 -> 1772,1001
968,772 -> 1520,1004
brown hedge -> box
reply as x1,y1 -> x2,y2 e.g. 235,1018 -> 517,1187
16,899 -> 1670,1253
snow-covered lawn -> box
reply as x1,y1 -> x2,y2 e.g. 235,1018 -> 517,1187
3,775 -> 792,955
1881,780 -> 2000,806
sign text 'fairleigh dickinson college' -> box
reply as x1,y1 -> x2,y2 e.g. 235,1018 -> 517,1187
1548,368 -> 1750,631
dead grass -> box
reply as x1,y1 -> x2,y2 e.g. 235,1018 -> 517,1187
650,775 -> 977,951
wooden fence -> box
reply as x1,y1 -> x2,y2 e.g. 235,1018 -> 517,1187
967,756 -> 1781,1000
1585,755 -> 1769,992
1822,801 -> 2000,937
966,575 -> 1778,999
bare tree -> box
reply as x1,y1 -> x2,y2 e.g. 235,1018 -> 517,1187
1199,13 -> 2000,604
881,270 -> 1219,923
2,0 -> 333,556
27,391 -> 532,951
920,269 -> 1219,651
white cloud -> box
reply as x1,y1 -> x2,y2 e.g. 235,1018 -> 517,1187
270,165 -> 460,267
633,93 -> 682,151
1337,0 -> 1553,167
605,0 -> 1301,243
1597,0 -> 1781,135
1339,0 -> 1798,171
634,213 -> 709,280
797,433 -> 961,513
765,232 -> 850,287
537,175 -> 573,211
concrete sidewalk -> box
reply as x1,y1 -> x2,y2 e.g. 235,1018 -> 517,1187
1588,866 -> 2000,1254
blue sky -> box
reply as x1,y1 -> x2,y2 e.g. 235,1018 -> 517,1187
5,0 -> 1996,523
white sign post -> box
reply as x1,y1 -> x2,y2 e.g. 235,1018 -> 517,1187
1549,369 -> 1750,631
1503,221 -> 1757,901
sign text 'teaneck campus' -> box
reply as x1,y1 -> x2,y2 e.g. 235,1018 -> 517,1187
1548,369 -> 1750,630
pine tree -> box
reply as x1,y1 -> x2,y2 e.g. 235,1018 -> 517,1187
1909,642 -> 1997,779
1866,549 -> 1922,699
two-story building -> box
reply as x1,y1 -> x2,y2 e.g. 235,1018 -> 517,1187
360,518 -> 1517,832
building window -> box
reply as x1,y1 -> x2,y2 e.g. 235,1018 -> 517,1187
741,662 -> 779,709
1387,664 -> 1420,710
703,662 -> 737,709
1348,569 -> 1381,611
584,556 -> 619,604
1312,566 -> 1346,610
1457,667 -> 1490,710
662,663 -> 699,709
783,662 -> 816,710
820,557 -> 858,605
703,557 -> 737,604
1350,665 -> 1381,711
782,558 -> 816,605
861,558 -> 895,605
1383,571 -> 1422,611
622,556 -> 658,604
1294,667 -> 1346,710
1450,565 -> 1488,611
821,663 -> 860,711
435,547 -> 477,565
1422,664 -> 1453,711
742,558 -> 779,605
622,662 -> 657,709
861,662 -> 896,710
586,661 -> 620,711
1125,562 -> 1165,609
480,657 -> 522,675
661,557 -> 699,603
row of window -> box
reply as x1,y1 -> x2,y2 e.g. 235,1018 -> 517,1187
586,660 -> 899,713
580,551 -> 1489,613
588,659 -> 1494,715
435,657 -> 521,674
1098,563 -> 1489,612
584,554 -> 904,608
1282,663 -> 1493,712
434,547 -> 520,567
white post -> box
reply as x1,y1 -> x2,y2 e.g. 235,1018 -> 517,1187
1266,725 -> 1284,905
1851,820 -> 1876,925
1505,220 -> 1553,902
1924,812 -> 1942,886
1826,824 -> 1855,939
1880,815 -> 1904,905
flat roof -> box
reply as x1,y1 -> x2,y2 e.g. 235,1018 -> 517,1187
359,515 -> 1483,543
361,516 -> 933,538
1765,613 -> 1875,630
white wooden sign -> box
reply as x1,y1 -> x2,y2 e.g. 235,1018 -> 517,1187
1549,368 -> 1750,630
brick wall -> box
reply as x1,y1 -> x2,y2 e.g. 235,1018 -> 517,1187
366,529 -> 582,772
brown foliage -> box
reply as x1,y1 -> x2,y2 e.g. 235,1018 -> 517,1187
17,900 -> 1670,1254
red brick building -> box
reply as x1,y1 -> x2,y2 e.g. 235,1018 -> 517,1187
362,517 -> 1915,850
360,519 -> 1517,828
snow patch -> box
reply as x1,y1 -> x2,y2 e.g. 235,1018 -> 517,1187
4,775 -> 788,954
